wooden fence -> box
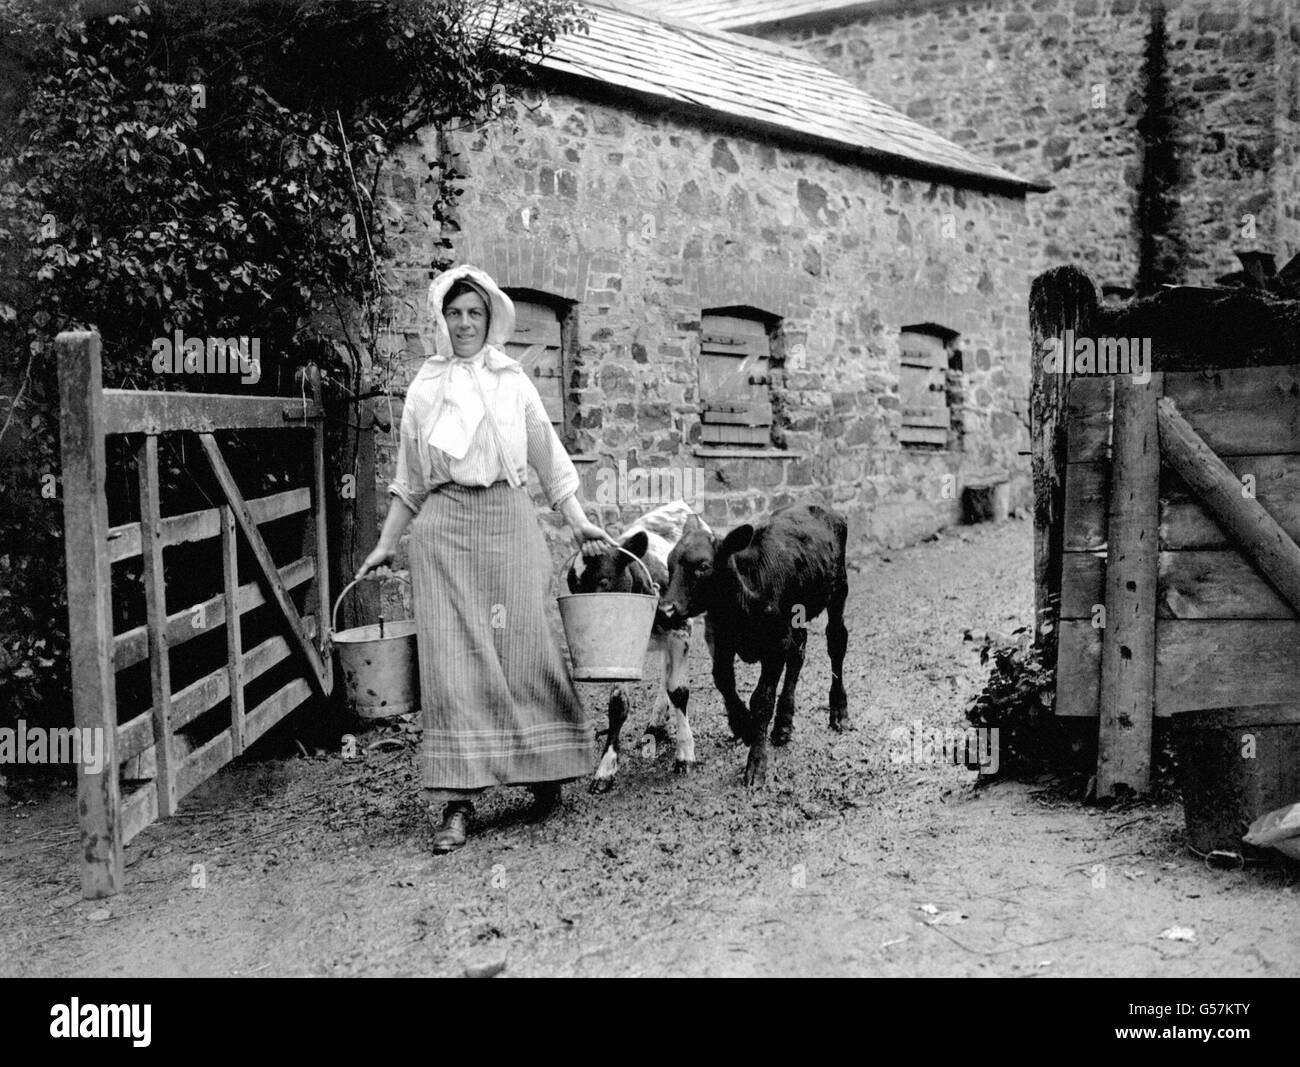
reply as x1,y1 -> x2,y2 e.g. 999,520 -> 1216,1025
57,330 -> 332,898
1031,269 -> 1300,796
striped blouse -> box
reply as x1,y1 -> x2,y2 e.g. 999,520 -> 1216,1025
388,346 -> 580,514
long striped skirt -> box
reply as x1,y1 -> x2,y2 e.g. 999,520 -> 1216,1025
409,481 -> 595,791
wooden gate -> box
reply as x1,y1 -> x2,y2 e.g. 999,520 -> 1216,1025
1031,271 -> 1300,796
57,331 -> 333,898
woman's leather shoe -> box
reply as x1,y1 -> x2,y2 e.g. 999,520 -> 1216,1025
432,804 -> 471,853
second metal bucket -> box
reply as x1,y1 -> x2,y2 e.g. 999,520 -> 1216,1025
556,547 -> 659,682
330,576 -> 419,720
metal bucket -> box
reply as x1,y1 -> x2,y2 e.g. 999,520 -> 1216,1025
330,575 -> 419,720
1175,705 -> 1300,855
556,547 -> 659,681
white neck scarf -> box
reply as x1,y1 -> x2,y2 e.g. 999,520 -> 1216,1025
428,348 -> 489,460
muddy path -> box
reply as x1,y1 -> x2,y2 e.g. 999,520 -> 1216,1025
3,516 -> 1297,977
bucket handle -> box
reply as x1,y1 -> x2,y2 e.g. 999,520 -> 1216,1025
562,544 -> 659,597
331,572 -> 412,637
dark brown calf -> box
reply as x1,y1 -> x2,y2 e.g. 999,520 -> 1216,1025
662,502 -> 849,787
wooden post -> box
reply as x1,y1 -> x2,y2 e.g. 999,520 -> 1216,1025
138,434 -> 177,817
1097,373 -> 1163,796
221,505 -> 246,756
1030,267 -> 1099,649
1158,397 -> 1300,615
56,330 -> 121,898
301,364 -> 332,689
324,367 -> 379,632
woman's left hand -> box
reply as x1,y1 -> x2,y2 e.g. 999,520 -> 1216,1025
575,519 -> 617,558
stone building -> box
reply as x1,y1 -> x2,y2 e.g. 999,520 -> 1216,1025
639,0 -> 1300,291
377,0 -> 1045,553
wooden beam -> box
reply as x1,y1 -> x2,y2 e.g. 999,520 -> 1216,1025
1158,397 -> 1300,615
103,390 -> 320,436
137,435 -> 178,818
1097,373 -> 1162,797
113,555 -> 315,672
107,487 -> 311,564
1030,266 -> 1099,648
56,330 -> 122,899
1057,619 -> 1300,717
1062,549 -> 1298,620
117,615 -> 317,769
221,506 -> 246,757
307,365 -> 332,695
199,434 -> 330,702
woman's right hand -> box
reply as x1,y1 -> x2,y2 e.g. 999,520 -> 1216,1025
356,545 -> 395,581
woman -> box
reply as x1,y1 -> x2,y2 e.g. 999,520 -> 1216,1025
357,264 -> 612,854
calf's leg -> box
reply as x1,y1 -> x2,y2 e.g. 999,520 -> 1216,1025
711,640 -> 753,744
771,628 -> 806,746
662,629 -> 695,771
590,686 -> 630,794
826,583 -> 849,732
743,654 -> 785,788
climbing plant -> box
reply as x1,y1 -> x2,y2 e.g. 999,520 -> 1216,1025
0,0 -> 588,735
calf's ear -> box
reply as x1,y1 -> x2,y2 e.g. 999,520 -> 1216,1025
620,530 -> 650,561
720,523 -> 754,556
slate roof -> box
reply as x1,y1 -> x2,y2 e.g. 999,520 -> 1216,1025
625,0 -> 882,31
536,0 -> 1045,194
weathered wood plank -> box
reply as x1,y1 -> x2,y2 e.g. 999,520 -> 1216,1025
107,487 -> 311,564
1063,455 -> 1300,552
1097,374 -> 1162,795
222,506 -> 246,757
1163,366 -> 1300,456
138,435 -> 177,819
1061,461 -> 1109,551
1158,621 -> 1300,714
57,330 -> 122,898
701,422 -> 771,445
308,365 -> 332,698
1064,376 -> 1114,462
1162,454 -> 1300,549
113,555 -> 315,671
117,616 -> 317,770
1158,398 -> 1300,617
701,406 -> 774,427
200,434 -> 330,701
1055,619 -> 1102,717
1062,550 -> 1296,619
243,677 -> 314,748
174,730 -> 235,803
120,784 -> 158,846
1031,268 -> 1099,647
898,425 -> 949,446
1057,620 -> 1300,716
1069,366 -> 1300,461
103,390 -> 320,436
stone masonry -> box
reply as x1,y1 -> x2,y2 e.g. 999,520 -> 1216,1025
749,0 -> 1300,288
373,85 -> 1036,560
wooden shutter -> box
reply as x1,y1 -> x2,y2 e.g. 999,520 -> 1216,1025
899,330 -> 950,446
700,313 -> 772,447
505,299 -> 564,434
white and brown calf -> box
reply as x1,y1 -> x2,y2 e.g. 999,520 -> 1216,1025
565,500 -> 711,792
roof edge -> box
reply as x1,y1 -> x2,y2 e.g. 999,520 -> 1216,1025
537,67 -> 1051,196
698,0 -> 993,32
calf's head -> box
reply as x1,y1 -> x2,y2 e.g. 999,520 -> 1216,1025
663,516 -> 766,620
566,530 -> 650,594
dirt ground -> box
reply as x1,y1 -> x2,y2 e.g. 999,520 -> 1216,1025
3,516 -> 1298,978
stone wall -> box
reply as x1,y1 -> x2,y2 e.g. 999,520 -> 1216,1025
757,0 -> 1294,288
373,88 -> 1034,561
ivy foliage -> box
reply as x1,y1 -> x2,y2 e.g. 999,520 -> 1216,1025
0,0 -> 588,733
